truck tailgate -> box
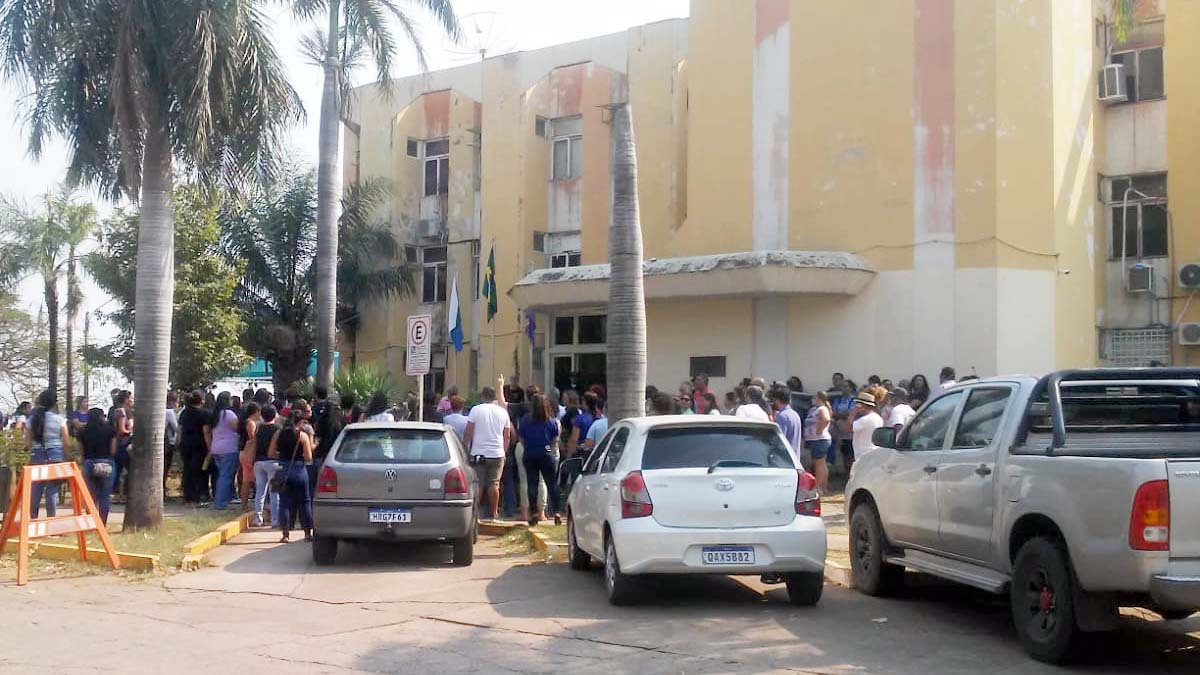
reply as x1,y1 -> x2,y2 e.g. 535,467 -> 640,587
1167,460 -> 1200,558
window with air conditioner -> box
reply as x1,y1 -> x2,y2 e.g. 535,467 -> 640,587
421,246 -> 448,303
550,251 -> 581,268
549,116 -> 582,181
1105,173 -> 1168,260
1110,46 -> 1164,103
423,138 -> 449,197
543,231 -> 581,268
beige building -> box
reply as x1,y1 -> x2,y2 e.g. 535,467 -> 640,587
344,0 -> 1199,398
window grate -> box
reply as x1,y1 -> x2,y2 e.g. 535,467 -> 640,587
1101,328 -> 1171,367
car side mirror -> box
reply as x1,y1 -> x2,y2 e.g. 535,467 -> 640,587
872,427 -> 897,449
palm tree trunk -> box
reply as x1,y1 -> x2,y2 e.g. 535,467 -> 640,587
315,0 -> 342,389
126,120 -> 174,530
65,245 -> 76,411
606,102 -> 647,423
43,279 -> 59,398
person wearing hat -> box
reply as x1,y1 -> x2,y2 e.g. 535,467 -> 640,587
849,390 -> 884,465
886,387 -> 917,431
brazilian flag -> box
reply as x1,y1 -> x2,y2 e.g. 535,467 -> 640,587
482,243 -> 497,322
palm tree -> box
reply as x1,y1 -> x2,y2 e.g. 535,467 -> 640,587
291,0 -> 461,389
606,103 -> 647,423
0,1 -> 301,529
54,194 -> 97,413
0,196 -> 70,396
220,170 -> 415,392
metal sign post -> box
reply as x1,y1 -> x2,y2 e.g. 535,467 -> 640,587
406,314 -> 432,422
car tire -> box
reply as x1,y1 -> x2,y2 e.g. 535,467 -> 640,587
1011,536 -> 1082,664
849,504 -> 904,596
567,514 -> 591,571
452,529 -> 475,567
605,536 -> 639,606
312,535 -> 337,566
785,571 -> 824,606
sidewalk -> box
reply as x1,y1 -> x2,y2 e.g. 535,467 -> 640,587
822,493 -> 851,572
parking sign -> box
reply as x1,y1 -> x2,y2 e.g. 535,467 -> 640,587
406,314 -> 432,376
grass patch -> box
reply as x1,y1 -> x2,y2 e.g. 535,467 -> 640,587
535,523 -> 566,543
2,508 -> 233,579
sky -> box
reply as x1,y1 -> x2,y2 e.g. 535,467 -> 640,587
0,0 -> 689,393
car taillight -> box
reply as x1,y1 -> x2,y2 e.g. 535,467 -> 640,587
1130,479 -> 1169,551
317,466 -> 338,494
795,470 -> 821,517
620,471 -> 653,519
444,467 -> 469,496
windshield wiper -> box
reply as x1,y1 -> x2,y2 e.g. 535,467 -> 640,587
707,460 -> 763,474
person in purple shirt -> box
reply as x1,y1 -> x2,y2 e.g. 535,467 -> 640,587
566,391 -> 600,458
769,389 -> 804,459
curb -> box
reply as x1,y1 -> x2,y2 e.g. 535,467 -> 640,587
528,529 -> 566,559
180,512 -> 254,571
5,538 -> 159,571
478,520 -> 525,537
824,561 -> 851,587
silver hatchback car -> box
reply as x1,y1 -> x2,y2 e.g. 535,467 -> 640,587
311,422 -> 478,566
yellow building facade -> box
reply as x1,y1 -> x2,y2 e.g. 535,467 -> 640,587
345,0 -> 1197,398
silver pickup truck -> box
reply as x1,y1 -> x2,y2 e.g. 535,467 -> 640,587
844,368 -> 1200,663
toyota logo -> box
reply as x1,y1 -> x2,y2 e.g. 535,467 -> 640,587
714,478 -> 735,492
384,469 -> 398,481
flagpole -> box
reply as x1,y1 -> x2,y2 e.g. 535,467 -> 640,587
489,237 -> 496,382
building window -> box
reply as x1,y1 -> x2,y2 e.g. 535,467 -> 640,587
550,251 -> 581,268
1100,328 -> 1170,367
689,356 -> 727,378
1110,47 -> 1164,103
554,316 -> 574,346
424,138 -> 449,196
550,116 -> 582,181
1105,173 -> 1167,259
421,246 -> 447,303
423,348 -> 447,398
578,315 -> 606,344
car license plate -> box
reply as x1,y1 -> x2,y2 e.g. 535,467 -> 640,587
701,546 -> 755,565
368,508 -> 411,524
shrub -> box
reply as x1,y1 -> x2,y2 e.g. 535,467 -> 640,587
333,364 -> 401,408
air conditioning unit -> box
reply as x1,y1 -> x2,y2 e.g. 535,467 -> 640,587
1180,323 -> 1200,346
1127,264 -> 1154,293
532,230 -> 547,253
1098,63 -> 1128,104
1180,263 -> 1200,289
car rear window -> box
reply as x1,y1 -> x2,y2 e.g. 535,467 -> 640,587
335,429 -> 450,464
641,426 -> 794,470
1030,383 -> 1200,433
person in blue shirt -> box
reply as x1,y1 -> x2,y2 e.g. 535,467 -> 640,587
769,389 -> 804,459
518,394 -> 563,526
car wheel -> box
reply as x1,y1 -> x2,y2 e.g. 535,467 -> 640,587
849,504 -> 904,596
312,535 -> 337,566
785,571 -> 824,606
604,536 -> 638,606
567,514 -> 591,571
452,530 -> 474,567
1011,536 -> 1082,664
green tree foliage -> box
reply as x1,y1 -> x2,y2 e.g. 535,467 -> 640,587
0,292 -> 49,410
333,363 -> 399,408
219,170 -> 415,392
84,187 -> 251,392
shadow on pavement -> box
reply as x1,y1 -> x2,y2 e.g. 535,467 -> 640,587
219,536 -> 500,575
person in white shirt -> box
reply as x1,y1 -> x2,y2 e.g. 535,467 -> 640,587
931,366 -> 957,398
464,384 -> 513,520
443,395 -> 469,443
734,385 -> 771,421
848,391 -> 883,465
886,387 -> 917,431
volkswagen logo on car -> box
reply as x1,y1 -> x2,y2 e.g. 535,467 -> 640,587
714,477 -> 735,492
384,469 -> 398,481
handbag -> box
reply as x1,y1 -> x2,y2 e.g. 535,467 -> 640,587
270,433 -> 303,493
90,461 -> 113,479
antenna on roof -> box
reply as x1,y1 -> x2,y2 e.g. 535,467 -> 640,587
443,11 -> 518,63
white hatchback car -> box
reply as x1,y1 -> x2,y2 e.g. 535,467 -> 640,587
566,415 -> 826,605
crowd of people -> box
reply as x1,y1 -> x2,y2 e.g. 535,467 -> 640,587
5,363 -> 965,532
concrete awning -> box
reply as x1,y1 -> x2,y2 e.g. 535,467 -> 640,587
509,250 -> 876,312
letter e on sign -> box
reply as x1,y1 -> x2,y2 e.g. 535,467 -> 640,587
406,314 -> 432,376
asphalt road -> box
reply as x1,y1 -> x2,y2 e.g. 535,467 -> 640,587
1,531 -> 1197,674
